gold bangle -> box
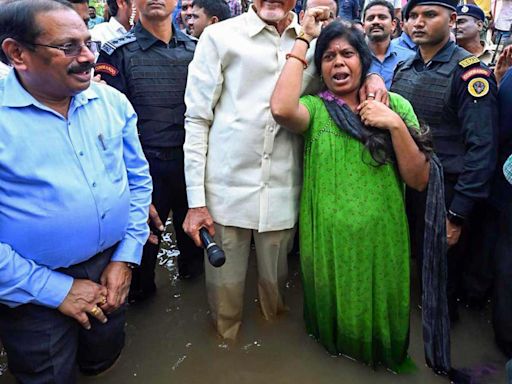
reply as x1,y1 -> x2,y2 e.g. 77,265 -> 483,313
285,53 -> 308,69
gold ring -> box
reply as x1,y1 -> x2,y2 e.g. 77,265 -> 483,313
90,306 -> 102,316
98,296 -> 107,305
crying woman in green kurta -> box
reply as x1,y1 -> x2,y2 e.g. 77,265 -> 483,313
270,13 -> 431,372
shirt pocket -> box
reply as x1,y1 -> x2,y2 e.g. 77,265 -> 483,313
96,133 -> 125,183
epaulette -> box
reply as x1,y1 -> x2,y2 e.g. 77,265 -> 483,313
100,32 -> 137,56
458,56 -> 480,68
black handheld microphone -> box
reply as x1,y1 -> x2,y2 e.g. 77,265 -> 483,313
199,228 -> 226,267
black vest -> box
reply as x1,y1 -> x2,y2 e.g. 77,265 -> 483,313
391,48 -> 470,173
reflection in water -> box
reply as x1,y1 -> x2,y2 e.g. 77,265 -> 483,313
0,345 -> 7,376
0,217 -> 509,383
171,355 -> 187,371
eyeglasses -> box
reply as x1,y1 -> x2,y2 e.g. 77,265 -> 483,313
29,40 -> 102,57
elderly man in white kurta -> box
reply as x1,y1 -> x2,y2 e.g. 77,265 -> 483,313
183,2 -> 385,339
183,0 -> 320,339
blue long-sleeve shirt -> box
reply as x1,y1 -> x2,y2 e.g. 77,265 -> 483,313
369,42 -> 415,89
0,71 -> 152,308
391,32 -> 417,53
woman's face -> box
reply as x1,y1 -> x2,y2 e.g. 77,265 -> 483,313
320,37 -> 362,96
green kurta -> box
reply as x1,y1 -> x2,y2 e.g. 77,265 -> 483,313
299,93 -> 419,371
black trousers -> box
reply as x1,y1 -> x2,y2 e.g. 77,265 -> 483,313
0,247 -> 125,384
130,147 -> 204,297
492,200 -> 512,356
406,174 -> 480,313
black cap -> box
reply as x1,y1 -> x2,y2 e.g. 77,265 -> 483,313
404,0 -> 458,19
456,4 -> 485,22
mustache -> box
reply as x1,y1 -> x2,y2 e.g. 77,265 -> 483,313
68,62 -> 95,74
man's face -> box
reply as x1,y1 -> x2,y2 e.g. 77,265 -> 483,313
408,5 -> 455,46
136,0 -> 177,21
187,5 -> 214,38
89,7 -> 97,18
20,9 -> 96,99
181,0 -> 194,25
253,0 -> 296,25
364,5 -> 395,42
71,2 -> 90,25
456,15 -> 481,41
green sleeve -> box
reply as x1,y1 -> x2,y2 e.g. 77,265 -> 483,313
299,94 -> 320,139
388,92 -> 420,129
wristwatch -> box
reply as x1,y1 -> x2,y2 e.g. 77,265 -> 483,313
447,210 -> 465,226
297,30 -> 313,43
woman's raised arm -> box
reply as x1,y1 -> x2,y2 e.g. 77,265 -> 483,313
270,7 -> 330,134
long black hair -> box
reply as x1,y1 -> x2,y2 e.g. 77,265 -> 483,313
314,21 -> 432,166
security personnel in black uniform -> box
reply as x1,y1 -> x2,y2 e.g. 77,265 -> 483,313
95,0 -> 204,302
390,0 -> 498,322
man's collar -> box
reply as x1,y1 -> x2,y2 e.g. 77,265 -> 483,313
134,21 -> 191,50
384,41 -> 396,58
1,69 -> 98,110
369,40 -> 395,60
134,22 -> 160,50
401,32 -> 416,49
246,5 -> 300,38
414,40 -> 455,64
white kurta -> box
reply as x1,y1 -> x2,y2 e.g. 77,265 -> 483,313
90,17 -> 128,45
184,7 -> 318,232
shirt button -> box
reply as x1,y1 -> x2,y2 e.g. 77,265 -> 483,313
269,127 -> 274,133
100,241 -> 105,247
264,153 -> 269,159
101,213 -> 106,219
79,151 -> 84,156
92,182 -> 97,188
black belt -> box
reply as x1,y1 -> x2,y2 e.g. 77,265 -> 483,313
143,146 -> 183,161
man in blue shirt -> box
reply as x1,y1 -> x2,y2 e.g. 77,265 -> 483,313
391,9 -> 417,53
364,0 -> 414,88
0,0 -> 152,382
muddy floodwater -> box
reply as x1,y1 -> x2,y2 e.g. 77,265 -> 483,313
0,241 -> 508,383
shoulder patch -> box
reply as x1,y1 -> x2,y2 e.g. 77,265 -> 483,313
458,56 -> 480,68
100,33 -> 137,56
461,67 -> 491,81
95,63 -> 119,76
467,77 -> 489,98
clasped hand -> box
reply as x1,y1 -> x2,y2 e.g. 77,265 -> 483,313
358,99 -> 404,131
58,261 -> 132,329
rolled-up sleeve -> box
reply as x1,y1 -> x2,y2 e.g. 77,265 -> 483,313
0,243 -> 73,308
111,98 -> 153,264
184,29 -> 224,208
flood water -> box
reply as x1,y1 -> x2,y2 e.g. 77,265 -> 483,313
0,232 -> 508,384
